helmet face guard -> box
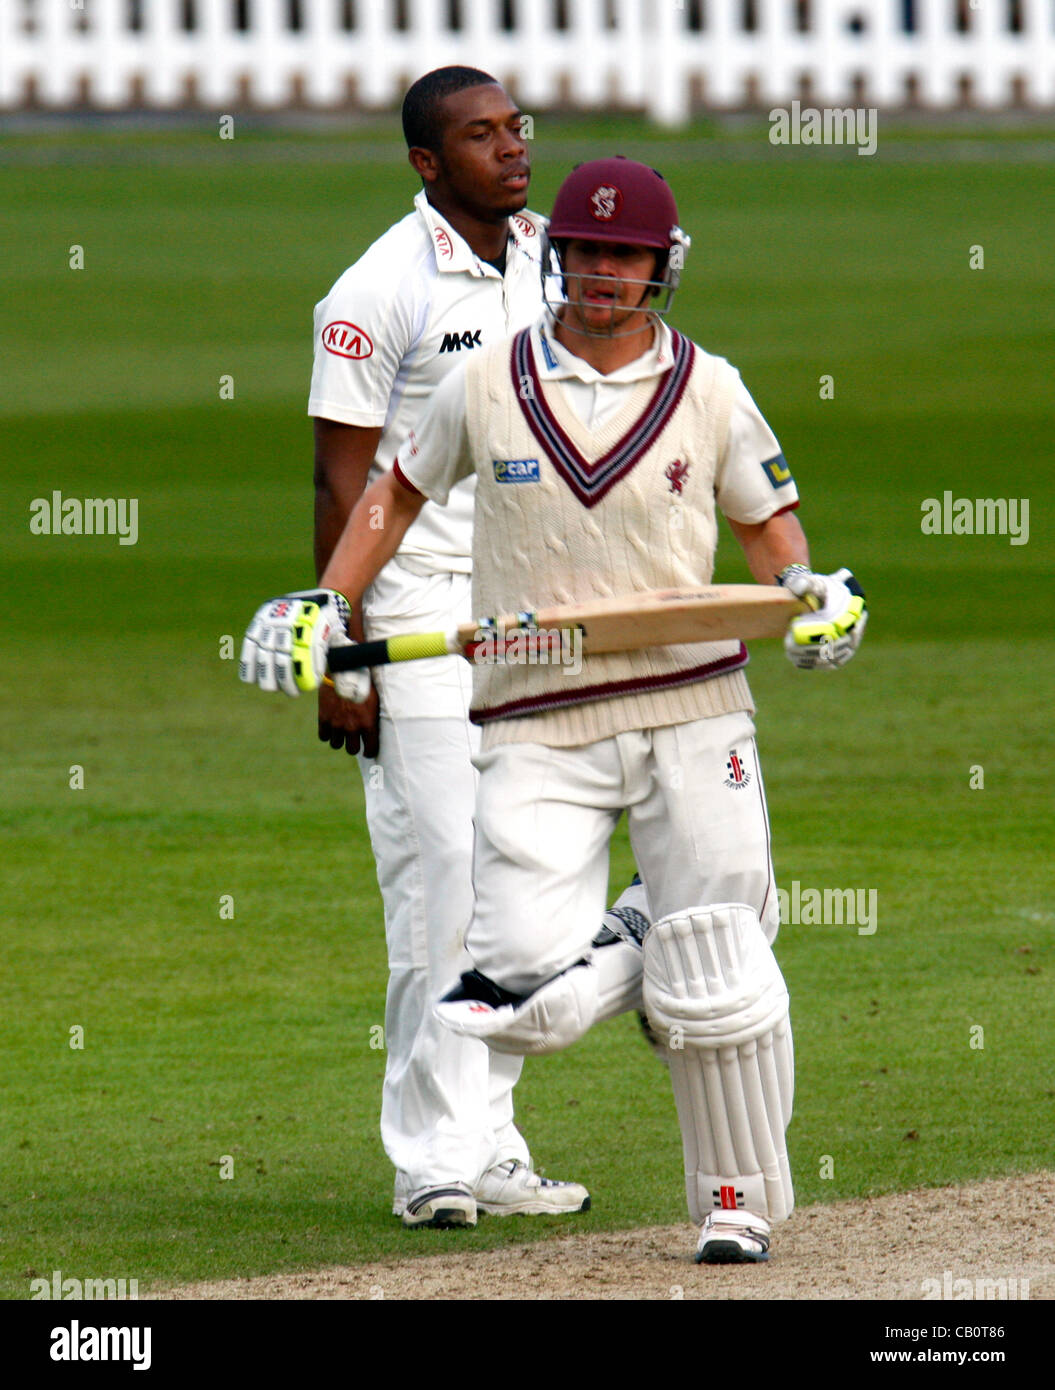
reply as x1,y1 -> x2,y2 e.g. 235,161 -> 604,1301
541,226 -> 690,338
541,157 -> 691,338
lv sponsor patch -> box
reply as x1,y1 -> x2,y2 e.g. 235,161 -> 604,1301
761,453 -> 794,488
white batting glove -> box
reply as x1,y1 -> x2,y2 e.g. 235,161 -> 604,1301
778,565 -> 867,670
240,589 -> 369,700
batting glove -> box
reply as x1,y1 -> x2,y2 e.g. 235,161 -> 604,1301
239,589 -> 370,701
778,565 -> 867,670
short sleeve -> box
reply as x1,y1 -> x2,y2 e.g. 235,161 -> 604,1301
715,375 -> 800,523
394,363 -> 474,506
307,263 -> 416,427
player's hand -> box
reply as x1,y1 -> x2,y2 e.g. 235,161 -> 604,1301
318,680 -> 381,759
240,588 -> 360,696
778,566 -> 867,670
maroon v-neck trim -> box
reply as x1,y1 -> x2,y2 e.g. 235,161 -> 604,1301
509,327 -> 695,508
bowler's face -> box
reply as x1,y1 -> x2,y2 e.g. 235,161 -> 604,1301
434,84 -> 530,223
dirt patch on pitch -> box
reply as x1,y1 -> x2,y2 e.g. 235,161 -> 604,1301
152,1171 -> 1054,1301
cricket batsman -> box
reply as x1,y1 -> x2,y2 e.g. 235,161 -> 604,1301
242,158 -> 867,1262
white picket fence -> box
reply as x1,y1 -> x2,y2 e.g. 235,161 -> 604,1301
1,0 -> 1052,120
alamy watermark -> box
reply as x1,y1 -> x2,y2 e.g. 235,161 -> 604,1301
921,1270 -> 1030,1301
778,881 -> 878,935
49,1321 -> 151,1371
769,101 -> 878,157
470,625 -> 583,677
31,1269 -> 139,1300
921,492 -> 1028,546
29,491 -> 139,546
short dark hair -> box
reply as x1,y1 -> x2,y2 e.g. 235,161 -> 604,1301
402,66 -> 499,151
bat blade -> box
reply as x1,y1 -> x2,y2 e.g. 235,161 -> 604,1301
328,585 -> 805,672
455,585 -> 806,656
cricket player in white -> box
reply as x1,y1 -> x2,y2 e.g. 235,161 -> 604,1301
303,68 -> 589,1228
244,158 -> 866,1261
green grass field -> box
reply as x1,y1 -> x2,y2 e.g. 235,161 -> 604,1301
1,118 -> 1052,1299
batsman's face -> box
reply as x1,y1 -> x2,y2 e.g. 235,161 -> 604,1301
433,84 -> 530,223
561,240 -> 659,335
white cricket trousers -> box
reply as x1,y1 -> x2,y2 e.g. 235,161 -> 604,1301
469,711 -> 779,992
358,566 -> 528,1193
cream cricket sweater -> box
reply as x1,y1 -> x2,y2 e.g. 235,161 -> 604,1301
463,326 -> 755,748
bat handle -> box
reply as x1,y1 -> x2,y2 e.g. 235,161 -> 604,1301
328,639 -> 392,672
328,630 -> 454,671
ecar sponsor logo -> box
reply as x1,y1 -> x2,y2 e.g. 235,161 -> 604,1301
322,321 -> 373,359
493,458 -> 540,483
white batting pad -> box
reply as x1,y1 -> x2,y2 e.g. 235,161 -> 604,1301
643,904 -> 795,1225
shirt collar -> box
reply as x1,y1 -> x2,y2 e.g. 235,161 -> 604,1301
415,190 -> 543,279
533,314 -> 675,383
507,208 -> 548,255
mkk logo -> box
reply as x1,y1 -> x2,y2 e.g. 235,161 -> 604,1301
439,329 -> 483,353
322,321 -> 373,359
493,459 -> 540,483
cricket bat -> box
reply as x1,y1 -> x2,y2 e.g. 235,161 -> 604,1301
326,585 -> 807,672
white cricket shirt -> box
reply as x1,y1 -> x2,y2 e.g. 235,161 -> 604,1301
398,315 -> 799,527
309,190 -> 546,572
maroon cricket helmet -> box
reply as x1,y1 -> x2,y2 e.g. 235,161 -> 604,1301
548,156 -> 681,250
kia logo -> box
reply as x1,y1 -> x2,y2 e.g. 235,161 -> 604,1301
322,320 -> 374,360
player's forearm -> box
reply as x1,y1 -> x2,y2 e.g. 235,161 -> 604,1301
728,511 -> 810,585
313,421 -> 385,640
312,487 -> 365,641
314,485 -> 351,583
319,471 -> 425,605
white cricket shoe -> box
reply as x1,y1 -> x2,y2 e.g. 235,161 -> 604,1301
401,1182 -> 477,1230
694,1209 -> 771,1264
475,1160 -> 591,1216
